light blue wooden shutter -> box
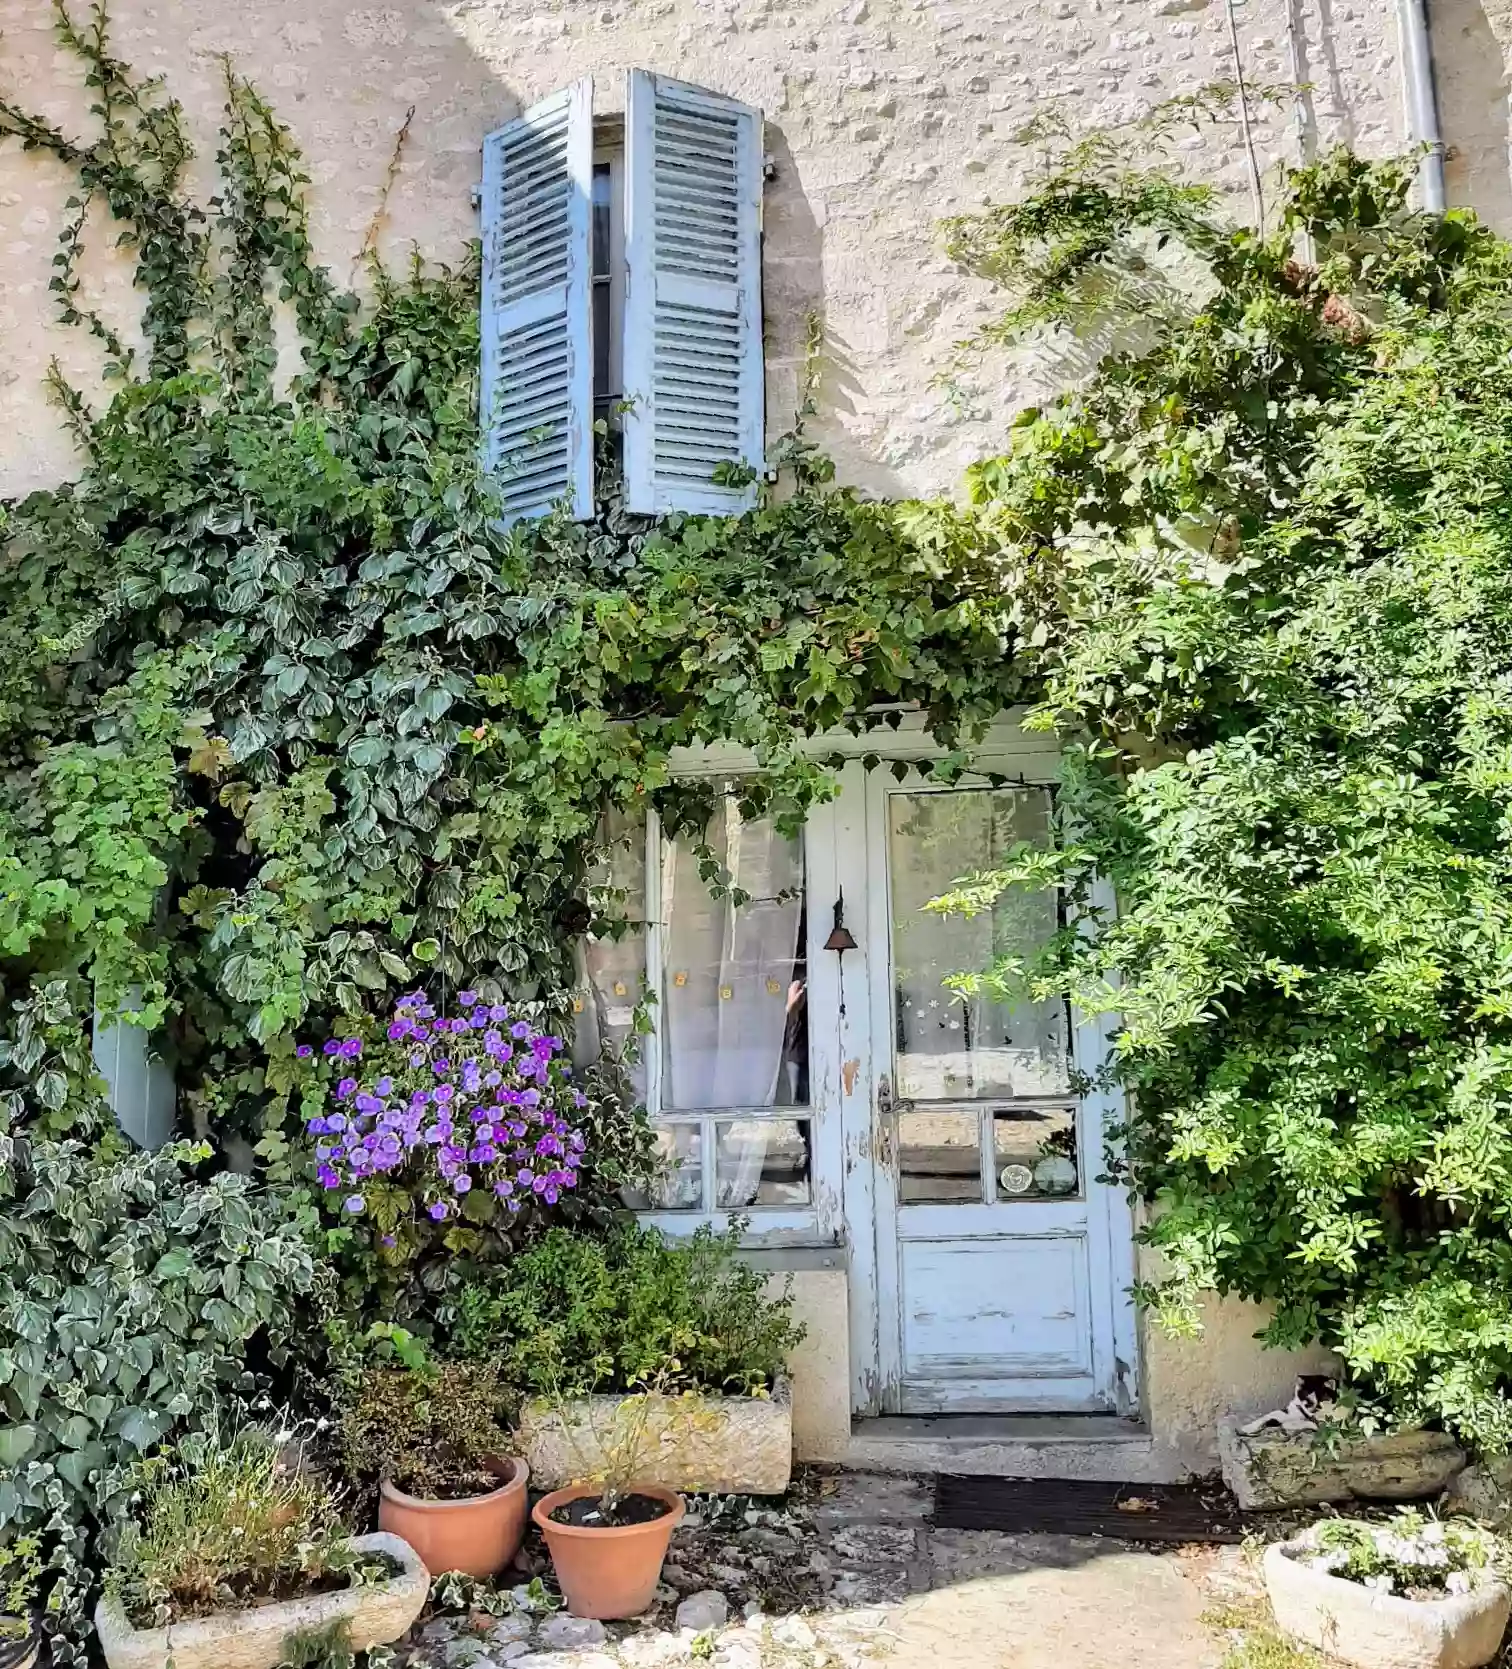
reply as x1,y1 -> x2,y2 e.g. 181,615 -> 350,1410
93,990 -> 175,1150
480,81 -> 594,523
622,72 -> 764,516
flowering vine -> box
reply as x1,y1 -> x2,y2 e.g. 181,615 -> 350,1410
300,990 -> 587,1225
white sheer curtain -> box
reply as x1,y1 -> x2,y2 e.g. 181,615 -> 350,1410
662,801 -> 804,1111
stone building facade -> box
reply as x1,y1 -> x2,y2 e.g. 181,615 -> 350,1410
0,0 -> 1501,1477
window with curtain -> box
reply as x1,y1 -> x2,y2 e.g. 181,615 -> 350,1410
575,798 -> 812,1220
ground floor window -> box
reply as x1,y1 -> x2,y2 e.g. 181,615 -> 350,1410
574,795 -> 817,1232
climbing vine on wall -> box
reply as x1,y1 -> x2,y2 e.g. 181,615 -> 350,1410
0,2 -> 1027,1179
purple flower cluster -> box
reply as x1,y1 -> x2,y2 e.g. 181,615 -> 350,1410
301,989 -> 588,1224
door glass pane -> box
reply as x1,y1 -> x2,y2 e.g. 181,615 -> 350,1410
898,1107 -> 981,1204
716,1118 -> 811,1207
574,809 -> 648,1100
887,788 -> 1069,1101
662,800 -> 808,1111
621,1124 -> 702,1211
993,1107 -> 1080,1200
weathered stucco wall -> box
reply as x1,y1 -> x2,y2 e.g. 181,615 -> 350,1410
2,0 -> 1410,502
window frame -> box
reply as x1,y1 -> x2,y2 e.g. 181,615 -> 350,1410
629,797 -> 845,1248
590,124 -> 626,414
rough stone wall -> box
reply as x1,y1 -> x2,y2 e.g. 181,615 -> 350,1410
1436,0 -> 1512,229
1,0 -> 1410,501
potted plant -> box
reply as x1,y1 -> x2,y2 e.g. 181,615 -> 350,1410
340,1348 -> 528,1580
0,1536 -> 43,1669
532,1385 -> 717,1619
466,1221 -> 805,1496
1263,1510 -> 1511,1669
93,1421 -> 426,1669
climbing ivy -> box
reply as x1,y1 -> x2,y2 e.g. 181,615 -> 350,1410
0,3 -> 1025,1180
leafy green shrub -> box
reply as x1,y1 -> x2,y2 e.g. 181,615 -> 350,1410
106,1423 -> 370,1628
455,1221 -> 805,1398
934,134 -> 1512,1450
336,1360 -> 513,1500
0,1135 -> 316,1659
0,1535 -> 41,1634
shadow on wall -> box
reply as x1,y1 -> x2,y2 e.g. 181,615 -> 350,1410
2,0 -> 853,504
0,0 -> 523,491
1432,0 -> 1512,229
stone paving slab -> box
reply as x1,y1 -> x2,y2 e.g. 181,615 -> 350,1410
397,1472 -> 1242,1669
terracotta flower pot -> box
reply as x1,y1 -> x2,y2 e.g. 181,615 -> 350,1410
378,1456 -> 529,1579
532,1485 -> 684,1619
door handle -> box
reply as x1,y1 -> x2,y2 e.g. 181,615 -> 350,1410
876,1073 -> 909,1167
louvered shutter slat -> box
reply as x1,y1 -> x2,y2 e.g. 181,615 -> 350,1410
480,80 -> 593,524
623,71 -> 764,516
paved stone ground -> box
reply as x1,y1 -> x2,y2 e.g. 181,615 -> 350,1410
398,1473 -> 1255,1669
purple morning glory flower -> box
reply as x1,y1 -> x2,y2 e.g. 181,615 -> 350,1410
322,1040 -> 340,1056
376,1076 -> 393,1095
380,1234 -> 397,1247
316,1164 -> 339,1188
459,990 -> 478,1007
453,1174 -> 472,1193
511,1021 -> 531,1040
306,1116 -> 328,1135
544,1185 -> 559,1204
387,1022 -> 406,1041
296,1044 -> 313,1059
345,1194 -> 365,1213
489,1004 -> 508,1021
337,1077 -> 357,1099
434,1083 -> 454,1102
428,1200 -> 448,1221
340,1037 -> 363,1058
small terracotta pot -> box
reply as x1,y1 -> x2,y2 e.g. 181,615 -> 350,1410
378,1456 -> 529,1579
532,1485 -> 684,1619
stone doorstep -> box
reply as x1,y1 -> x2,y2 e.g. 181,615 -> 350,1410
843,1414 -> 1165,1482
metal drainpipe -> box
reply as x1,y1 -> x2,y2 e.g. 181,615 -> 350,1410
1396,0 -> 1447,212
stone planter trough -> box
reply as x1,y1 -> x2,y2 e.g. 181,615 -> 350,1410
1264,1537 -> 1511,1669
518,1379 -> 792,1496
94,1531 -> 428,1669
1219,1419 -> 1467,1511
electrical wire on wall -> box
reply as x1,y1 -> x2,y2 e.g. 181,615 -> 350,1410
1224,0 -> 1267,234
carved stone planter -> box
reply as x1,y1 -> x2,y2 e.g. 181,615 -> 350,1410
1264,1537 -> 1510,1669
1219,1419 -> 1467,1511
94,1532 -> 428,1669
518,1380 -> 791,1496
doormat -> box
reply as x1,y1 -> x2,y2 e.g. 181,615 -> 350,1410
933,1474 -> 1251,1544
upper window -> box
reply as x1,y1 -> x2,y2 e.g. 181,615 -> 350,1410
479,72 -> 765,524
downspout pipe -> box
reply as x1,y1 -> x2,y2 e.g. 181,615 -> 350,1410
1396,0 -> 1447,212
